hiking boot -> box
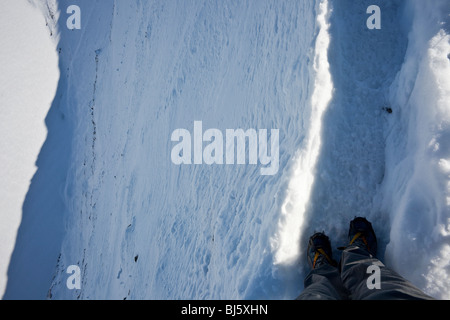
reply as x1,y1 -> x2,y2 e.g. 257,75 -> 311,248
347,217 -> 378,256
307,232 -> 338,269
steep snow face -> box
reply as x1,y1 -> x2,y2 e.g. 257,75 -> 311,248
0,0 -> 59,298
40,0 -> 318,300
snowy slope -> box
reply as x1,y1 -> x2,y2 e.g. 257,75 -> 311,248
3,0 -> 450,300
50,0 -> 319,300
0,0 -> 59,297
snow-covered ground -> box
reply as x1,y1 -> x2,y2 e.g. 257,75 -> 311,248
0,0 -> 59,297
379,0 -> 450,298
2,0 -> 449,300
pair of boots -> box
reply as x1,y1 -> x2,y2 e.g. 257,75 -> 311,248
297,217 -> 434,300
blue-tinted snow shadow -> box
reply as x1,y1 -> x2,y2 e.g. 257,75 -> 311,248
3,8 -> 73,299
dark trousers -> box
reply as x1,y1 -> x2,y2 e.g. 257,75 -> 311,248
296,245 -> 434,300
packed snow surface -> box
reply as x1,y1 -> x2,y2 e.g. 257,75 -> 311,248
2,0 -> 449,300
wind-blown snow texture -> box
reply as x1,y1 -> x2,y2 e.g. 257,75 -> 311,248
4,0 -> 449,300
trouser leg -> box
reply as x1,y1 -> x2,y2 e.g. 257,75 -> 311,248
340,246 -> 434,300
296,264 -> 348,300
